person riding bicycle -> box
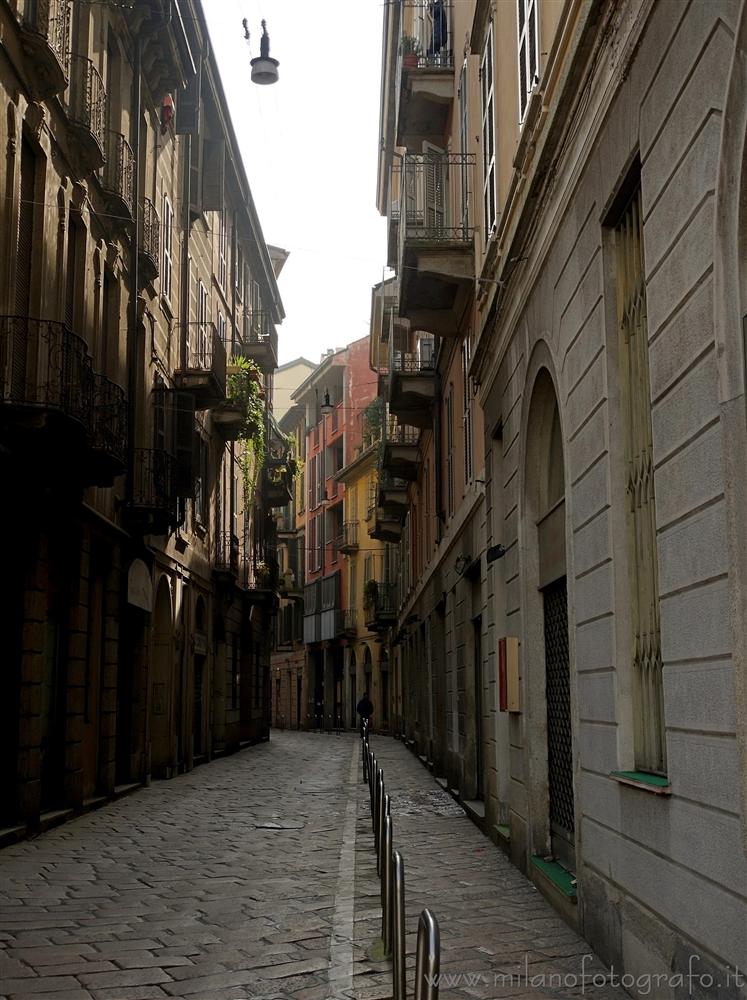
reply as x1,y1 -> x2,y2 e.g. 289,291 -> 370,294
356,691 -> 374,738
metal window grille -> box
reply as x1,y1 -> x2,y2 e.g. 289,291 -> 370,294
544,578 -> 575,845
162,195 -> 173,299
462,339 -> 473,485
616,185 -> 666,775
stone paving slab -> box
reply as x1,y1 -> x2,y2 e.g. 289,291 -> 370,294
356,736 -> 630,1000
1,732 -> 633,1000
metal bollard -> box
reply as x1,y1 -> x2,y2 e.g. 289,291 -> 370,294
377,792 -> 390,876
392,850 -> 406,1000
362,739 -> 369,783
414,908 -> 440,1000
374,769 -> 383,848
381,812 -> 393,956
368,752 -> 376,815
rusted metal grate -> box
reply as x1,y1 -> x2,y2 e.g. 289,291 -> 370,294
544,577 -> 574,844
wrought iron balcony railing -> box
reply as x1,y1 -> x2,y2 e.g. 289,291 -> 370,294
337,520 -> 359,553
90,372 -> 127,472
342,608 -> 357,635
139,197 -> 160,279
21,0 -> 71,95
399,0 -> 454,71
363,580 -> 398,624
236,310 -> 278,371
129,447 -> 176,514
386,415 -> 420,446
214,531 -> 240,577
0,315 -> 92,428
184,324 -> 227,387
399,151 -> 475,250
68,55 -> 106,156
390,336 -> 436,374
102,130 -> 134,216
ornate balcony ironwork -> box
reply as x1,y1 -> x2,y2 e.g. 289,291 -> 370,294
101,130 -> 134,219
388,333 -> 436,428
363,580 -> 398,631
337,520 -> 359,554
264,457 -> 294,509
20,0 -> 71,98
0,315 -> 92,433
342,608 -> 357,636
396,1 -> 454,149
68,55 -> 106,171
398,151 -> 475,335
382,414 -> 420,480
88,373 -> 127,485
127,447 -> 177,534
234,310 -> 278,373
139,197 -> 160,283
214,531 -> 240,579
174,324 -> 227,409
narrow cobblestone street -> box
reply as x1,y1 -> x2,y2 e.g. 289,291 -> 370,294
1,733 -> 626,1000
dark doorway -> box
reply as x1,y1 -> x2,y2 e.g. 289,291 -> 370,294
473,616 -> 484,800
543,576 -> 574,869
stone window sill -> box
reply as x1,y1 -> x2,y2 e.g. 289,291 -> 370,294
610,770 -> 671,795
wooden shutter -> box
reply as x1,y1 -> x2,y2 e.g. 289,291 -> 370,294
172,390 -> 198,498
176,64 -> 201,133
13,140 -> 35,399
202,140 -> 225,212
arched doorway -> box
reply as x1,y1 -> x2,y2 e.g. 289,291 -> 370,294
150,576 -> 174,777
523,365 -> 575,871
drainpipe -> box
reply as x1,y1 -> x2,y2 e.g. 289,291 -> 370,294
433,345 -> 443,543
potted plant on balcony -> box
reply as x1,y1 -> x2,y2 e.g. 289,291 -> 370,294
401,35 -> 422,69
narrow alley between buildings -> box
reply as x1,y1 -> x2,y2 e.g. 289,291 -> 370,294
0,732 -> 629,1000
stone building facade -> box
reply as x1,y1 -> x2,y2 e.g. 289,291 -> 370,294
377,0 -> 747,992
0,0 -> 286,840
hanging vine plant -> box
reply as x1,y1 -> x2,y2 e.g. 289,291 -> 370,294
227,356 -> 267,509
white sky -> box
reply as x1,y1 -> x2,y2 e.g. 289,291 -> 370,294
203,0 -> 388,368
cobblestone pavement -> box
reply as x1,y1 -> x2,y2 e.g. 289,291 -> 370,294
0,732 -> 629,1000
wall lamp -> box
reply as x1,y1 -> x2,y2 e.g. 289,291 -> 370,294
486,544 -> 506,564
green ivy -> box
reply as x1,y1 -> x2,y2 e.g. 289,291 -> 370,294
228,356 -> 267,509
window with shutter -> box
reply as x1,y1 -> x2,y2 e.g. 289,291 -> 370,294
16,139 -> 35,325
176,64 -> 201,133
173,390 -> 198,499
446,385 -> 455,517
218,213 -> 227,290
614,184 -> 666,774
480,25 -> 496,239
462,339 -> 473,485
517,0 -> 539,124
162,195 -> 173,300
202,140 -> 225,213
198,280 -> 208,364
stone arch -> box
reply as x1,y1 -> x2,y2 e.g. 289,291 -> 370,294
519,343 -> 578,870
150,575 -> 174,777
713,0 -> 747,849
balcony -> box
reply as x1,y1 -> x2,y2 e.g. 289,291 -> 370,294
138,198 -> 160,284
101,130 -> 134,220
398,152 -> 475,336
342,608 -> 357,637
378,469 -> 410,516
0,315 -> 92,452
126,448 -> 177,535
88,373 -> 127,486
363,580 -> 398,631
337,520 -> 359,554
382,416 -> 420,481
19,0 -> 71,99
370,508 -> 404,544
389,338 -> 436,428
240,545 -> 279,596
397,1 -> 454,150
264,458 -> 294,508
236,311 -> 278,373
387,162 -> 401,270
174,325 -> 227,409
214,531 -> 240,582
67,55 -> 106,172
